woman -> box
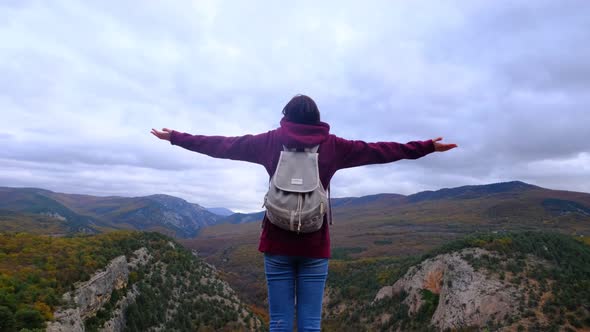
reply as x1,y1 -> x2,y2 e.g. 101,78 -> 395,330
151,95 -> 457,332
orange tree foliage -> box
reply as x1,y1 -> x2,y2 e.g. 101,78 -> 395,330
0,231 -> 143,331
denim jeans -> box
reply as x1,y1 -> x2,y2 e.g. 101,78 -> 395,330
264,254 -> 329,332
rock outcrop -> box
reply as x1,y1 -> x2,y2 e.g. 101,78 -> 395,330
71,255 -> 129,319
47,248 -> 150,332
47,243 -> 261,332
46,308 -> 84,332
374,248 -> 521,330
99,285 -> 140,332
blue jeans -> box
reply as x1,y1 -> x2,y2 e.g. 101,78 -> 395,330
264,254 -> 329,332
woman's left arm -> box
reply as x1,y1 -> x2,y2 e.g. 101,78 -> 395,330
151,128 -> 273,165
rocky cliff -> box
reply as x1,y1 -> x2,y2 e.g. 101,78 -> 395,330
369,232 -> 590,331
0,231 -> 264,332
375,248 -> 522,330
47,247 -> 150,332
45,234 -> 262,332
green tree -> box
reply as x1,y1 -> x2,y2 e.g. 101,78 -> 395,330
0,305 -> 16,331
15,308 -> 44,330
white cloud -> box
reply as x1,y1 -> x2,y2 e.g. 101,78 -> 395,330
1,0 -> 589,212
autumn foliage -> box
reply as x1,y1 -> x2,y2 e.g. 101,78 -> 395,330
0,231 -> 144,331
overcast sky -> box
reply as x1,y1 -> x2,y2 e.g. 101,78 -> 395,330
1,0 -> 589,212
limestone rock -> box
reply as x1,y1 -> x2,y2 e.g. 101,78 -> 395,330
71,255 -> 129,319
46,308 -> 84,332
373,285 -> 393,303
375,248 -> 521,330
48,247 -> 150,332
99,285 -> 140,332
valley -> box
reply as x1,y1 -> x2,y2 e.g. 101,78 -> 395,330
1,181 -> 590,331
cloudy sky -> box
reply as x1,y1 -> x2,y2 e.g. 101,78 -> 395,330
1,0 -> 589,212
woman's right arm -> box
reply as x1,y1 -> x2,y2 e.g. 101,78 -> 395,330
332,136 -> 452,170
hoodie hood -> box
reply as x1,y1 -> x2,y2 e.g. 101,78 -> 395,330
277,117 -> 331,148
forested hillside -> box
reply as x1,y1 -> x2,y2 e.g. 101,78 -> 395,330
0,231 -> 262,331
324,232 -> 590,331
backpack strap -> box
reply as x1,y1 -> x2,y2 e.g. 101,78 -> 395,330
328,185 -> 333,225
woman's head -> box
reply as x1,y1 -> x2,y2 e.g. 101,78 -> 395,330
282,94 -> 320,124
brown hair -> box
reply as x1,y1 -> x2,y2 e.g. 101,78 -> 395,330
282,94 -> 320,124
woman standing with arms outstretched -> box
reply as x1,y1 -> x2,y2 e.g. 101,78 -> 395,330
152,95 -> 457,332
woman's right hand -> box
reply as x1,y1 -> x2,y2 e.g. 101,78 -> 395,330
432,137 -> 458,152
151,128 -> 173,141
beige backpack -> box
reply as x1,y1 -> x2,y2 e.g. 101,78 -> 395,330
262,145 -> 328,233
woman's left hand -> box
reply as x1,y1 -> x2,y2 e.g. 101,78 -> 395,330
432,137 -> 458,152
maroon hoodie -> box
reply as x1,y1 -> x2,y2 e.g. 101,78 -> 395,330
170,118 -> 435,258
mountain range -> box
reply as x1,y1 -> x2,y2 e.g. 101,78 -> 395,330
0,187 -> 221,237
2,181 -> 590,241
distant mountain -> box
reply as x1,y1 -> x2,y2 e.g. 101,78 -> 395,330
331,193 -> 406,208
0,187 -> 103,234
220,211 -> 266,224
4,180 -> 590,240
327,180 -> 590,247
206,207 -> 235,217
407,180 -> 540,203
217,181 -> 572,224
0,187 -> 223,238
214,194 -> 406,224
